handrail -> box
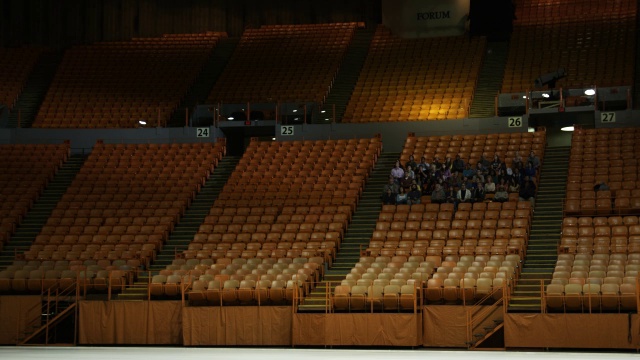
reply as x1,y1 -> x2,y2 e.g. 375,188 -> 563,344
465,282 -> 505,347
18,277 -> 79,345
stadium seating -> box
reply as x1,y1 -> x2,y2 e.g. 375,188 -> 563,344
0,48 -> 43,111
342,25 -> 485,122
0,144 -> 70,247
208,23 -> 358,105
502,0 -> 636,92
33,32 -> 226,128
565,128 -> 640,216
1,142 -> 225,294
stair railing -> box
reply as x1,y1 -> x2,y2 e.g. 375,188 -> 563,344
18,278 -> 79,345
465,282 -> 506,348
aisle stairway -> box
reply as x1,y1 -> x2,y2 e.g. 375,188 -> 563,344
0,154 -> 87,269
320,27 -> 375,123
468,41 -> 510,118
508,146 -> 570,312
167,38 -> 239,127
7,50 -> 63,128
297,152 -> 399,312
117,155 -> 240,300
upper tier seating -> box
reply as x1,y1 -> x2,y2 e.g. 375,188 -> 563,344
502,0 -> 636,92
207,23 -> 357,105
33,32 -> 226,128
0,144 -> 70,248
12,142 -> 225,289
0,48 -> 43,110
342,25 -> 485,122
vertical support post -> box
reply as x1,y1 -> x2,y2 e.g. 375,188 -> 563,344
45,288 -> 51,345
157,108 -> 161,128
303,104 -> 307,124
332,104 -> 336,123
185,107 -> 189,127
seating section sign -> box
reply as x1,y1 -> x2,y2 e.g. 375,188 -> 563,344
382,0 -> 470,38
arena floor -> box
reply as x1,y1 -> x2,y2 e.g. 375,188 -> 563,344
0,347 -> 638,360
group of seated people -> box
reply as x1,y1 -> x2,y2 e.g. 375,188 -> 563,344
382,151 -> 540,208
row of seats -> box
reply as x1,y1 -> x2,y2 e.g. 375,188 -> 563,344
333,284 -> 420,312
334,254 -> 517,310
400,132 -> 546,166
378,210 -> 532,223
0,268 -> 130,294
545,283 -> 637,312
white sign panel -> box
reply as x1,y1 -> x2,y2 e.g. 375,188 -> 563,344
382,0 -> 470,38
508,117 -> 522,128
196,128 -> 210,138
600,112 -> 616,123
280,126 -> 294,136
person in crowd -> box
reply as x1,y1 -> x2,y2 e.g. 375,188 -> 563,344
431,183 -> 446,204
417,156 -> 430,183
407,184 -> 422,205
519,178 -> 537,207
463,176 -> 475,190
479,154 -> 491,169
391,160 -> 404,184
456,183 -> 473,206
508,177 -> 520,194
494,167 -> 506,183
475,162 -> 487,182
524,161 -> 536,179
491,154 -> 503,174
383,177 -> 399,196
594,181 -> 610,192
405,155 -> 418,173
441,163 -> 452,181
462,163 -> 475,179
396,187 -> 408,205
512,151 -> 523,170
381,188 -> 396,205
433,156 -> 442,170
504,167 -> 514,183
473,179 -> 485,202
494,178 -> 509,202
405,165 -> 415,180
401,171 -> 414,191
422,176 -> 435,195
452,154 -> 465,174
445,185 -> 457,205
512,167 -> 523,185
484,175 -> 496,194
444,156 -> 453,171
528,150 -> 541,171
